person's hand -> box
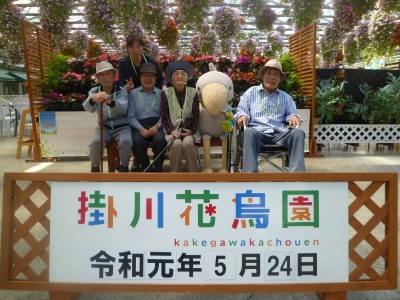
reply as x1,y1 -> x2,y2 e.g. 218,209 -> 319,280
162,85 -> 167,91
289,115 -> 301,128
139,127 -> 149,138
171,130 -> 181,139
148,125 -> 159,136
181,128 -> 192,136
125,77 -> 134,91
238,115 -> 248,127
91,92 -> 110,104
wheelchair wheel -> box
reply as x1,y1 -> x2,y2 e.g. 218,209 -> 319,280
228,125 -> 241,172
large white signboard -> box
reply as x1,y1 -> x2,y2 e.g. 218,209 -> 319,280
50,182 -> 348,284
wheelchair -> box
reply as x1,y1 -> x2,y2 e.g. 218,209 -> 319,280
227,123 -> 289,173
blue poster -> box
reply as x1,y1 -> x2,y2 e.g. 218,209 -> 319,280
39,111 -> 57,134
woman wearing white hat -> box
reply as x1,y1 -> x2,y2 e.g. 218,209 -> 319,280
234,59 -> 306,173
83,61 -> 132,172
160,60 -> 201,172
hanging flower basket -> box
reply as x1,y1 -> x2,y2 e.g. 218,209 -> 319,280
213,6 -> 241,40
0,4 -> 24,64
157,17 -> 179,49
85,0 -> 118,47
281,0 -> 324,31
378,0 -> 400,13
368,10 -> 397,58
343,32 -> 358,65
198,30 -> 218,56
255,6 -> 277,31
70,30 -> 89,58
320,23 -> 344,63
37,0 -> 74,50
140,0 -> 167,34
332,0 -> 357,33
174,0 -> 211,30
355,21 -> 370,50
241,0 -> 264,14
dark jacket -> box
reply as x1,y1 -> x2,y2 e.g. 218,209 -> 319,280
118,54 -> 166,90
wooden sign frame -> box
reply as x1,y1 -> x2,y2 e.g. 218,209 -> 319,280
0,172 -> 397,300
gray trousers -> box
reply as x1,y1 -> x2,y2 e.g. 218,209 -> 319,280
89,125 -> 133,168
168,135 -> 200,172
242,127 -> 306,173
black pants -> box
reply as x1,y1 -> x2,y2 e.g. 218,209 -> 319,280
132,117 -> 167,172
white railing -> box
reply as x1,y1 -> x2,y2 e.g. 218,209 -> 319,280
314,124 -> 400,143
0,95 -> 29,104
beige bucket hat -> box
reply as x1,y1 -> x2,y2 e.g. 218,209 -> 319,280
257,59 -> 287,82
95,61 -> 118,75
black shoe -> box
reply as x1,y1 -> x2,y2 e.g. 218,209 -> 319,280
91,166 -> 100,173
119,166 -> 129,172
130,161 -> 141,172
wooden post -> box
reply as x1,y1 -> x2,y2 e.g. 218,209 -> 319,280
289,23 -> 322,157
21,19 -> 53,161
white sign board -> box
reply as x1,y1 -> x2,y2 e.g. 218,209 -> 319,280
50,182 -> 348,284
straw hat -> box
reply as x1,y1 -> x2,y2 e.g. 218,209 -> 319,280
257,59 -> 287,82
165,60 -> 193,83
95,61 -> 118,75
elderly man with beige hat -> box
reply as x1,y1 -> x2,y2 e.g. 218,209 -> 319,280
234,58 -> 305,172
83,61 -> 132,172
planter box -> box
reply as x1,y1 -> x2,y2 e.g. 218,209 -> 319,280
297,109 -> 310,152
314,124 -> 400,143
39,111 -> 97,157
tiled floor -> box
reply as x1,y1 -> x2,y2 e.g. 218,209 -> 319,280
0,135 -> 399,300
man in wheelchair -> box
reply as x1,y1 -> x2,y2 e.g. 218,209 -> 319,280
234,59 -> 305,173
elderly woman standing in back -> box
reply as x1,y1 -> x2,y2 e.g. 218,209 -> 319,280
160,60 -> 201,172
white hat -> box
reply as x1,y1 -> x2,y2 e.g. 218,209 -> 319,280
257,59 -> 287,82
95,61 -> 118,75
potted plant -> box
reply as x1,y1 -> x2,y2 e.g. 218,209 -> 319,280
315,78 -> 346,124
157,17 -> 180,50
346,74 -> 400,124
43,54 -> 73,92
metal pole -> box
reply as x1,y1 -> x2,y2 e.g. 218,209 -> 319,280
99,103 -> 104,173
143,118 -> 192,173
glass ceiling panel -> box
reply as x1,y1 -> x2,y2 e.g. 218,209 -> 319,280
11,0 -> 335,50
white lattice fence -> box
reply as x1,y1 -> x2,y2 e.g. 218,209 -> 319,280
0,95 -> 28,104
314,124 -> 400,143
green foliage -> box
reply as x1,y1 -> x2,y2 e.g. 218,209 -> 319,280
316,78 -> 346,124
345,73 -> 400,124
381,73 -> 400,123
278,53 -> 303,107
344,84 -> 373,123
43,54 -> 72,91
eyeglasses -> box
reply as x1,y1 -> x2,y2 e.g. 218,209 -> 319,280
141,73 -> 156,78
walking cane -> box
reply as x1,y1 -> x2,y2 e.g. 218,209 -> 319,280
99,102 -> 104,173
143,118 -> 192,173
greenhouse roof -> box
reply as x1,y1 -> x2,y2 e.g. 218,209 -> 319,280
11,0 -> 336,49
